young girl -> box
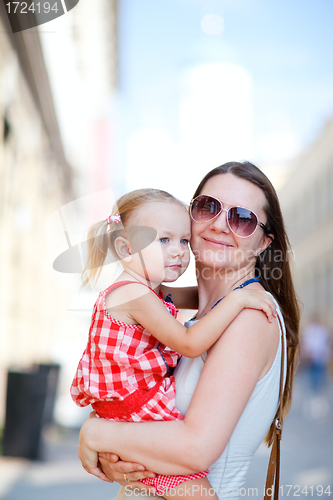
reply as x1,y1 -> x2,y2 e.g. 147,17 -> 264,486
71,188 -> 276,499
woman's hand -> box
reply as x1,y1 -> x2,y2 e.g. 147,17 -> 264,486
78,413 -> 113,483
98,453 -> 157,492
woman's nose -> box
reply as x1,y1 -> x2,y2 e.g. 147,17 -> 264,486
210,208 -> 230,232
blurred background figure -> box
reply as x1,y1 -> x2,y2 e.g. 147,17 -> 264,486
301,314 -> 332,393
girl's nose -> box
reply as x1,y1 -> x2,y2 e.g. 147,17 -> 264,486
170,243 -> 184,258
210,208 -> 230,233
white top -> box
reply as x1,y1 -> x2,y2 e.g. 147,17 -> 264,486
174,295 -> 287,499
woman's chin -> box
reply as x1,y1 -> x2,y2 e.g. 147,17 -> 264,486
197,253 -> 234,270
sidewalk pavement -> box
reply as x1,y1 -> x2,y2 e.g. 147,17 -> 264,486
0,426 -> 120,500
244,369 -> 333,497
1,371 -> 332,500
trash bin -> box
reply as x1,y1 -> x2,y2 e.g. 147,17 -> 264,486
2,363 -> 60,460
36,364 -> 60,425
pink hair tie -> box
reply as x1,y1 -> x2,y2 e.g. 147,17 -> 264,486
107,214 -> 121,224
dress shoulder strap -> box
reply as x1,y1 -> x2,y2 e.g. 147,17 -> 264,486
102,280 -> 159,298
98,281 -> 177,316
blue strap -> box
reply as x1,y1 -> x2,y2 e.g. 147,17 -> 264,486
191,277 -> 261,319
233,277 -> 260,290
211,277 -> 260,310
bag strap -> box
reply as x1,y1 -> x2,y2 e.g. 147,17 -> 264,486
264,314 -> 285,500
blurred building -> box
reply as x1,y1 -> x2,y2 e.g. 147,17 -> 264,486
0,3 -> 73,424
0,1 -> 118,425
39,0 -> 119,197
278,118 -> 333,330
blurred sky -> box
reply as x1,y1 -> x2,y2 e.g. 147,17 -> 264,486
38,0 -> 333,202
112,0 -> 333,199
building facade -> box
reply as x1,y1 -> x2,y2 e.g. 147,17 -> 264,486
0,3 -> 75,421
278,118 -> 333,329
0,1 -> 118,425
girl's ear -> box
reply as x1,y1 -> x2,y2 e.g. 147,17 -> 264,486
114,236 -> 132,262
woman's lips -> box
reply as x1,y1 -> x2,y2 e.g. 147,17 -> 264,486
203,237 -> 233,248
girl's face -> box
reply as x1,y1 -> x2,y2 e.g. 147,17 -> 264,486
190,173 -> 272,275
127,201 -> 191,284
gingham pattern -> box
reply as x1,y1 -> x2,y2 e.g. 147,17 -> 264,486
71,281 -> 181,410
94,374 -> 183,421
71,281 -> 208,491
141,470 -> 209,494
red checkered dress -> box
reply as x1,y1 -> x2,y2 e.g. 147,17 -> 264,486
71,281 -> 208,493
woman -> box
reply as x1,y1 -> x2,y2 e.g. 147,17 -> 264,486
78,161 -> 300,498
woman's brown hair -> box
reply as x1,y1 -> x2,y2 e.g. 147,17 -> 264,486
193,161 -> 300,445
81,188 -> 186,288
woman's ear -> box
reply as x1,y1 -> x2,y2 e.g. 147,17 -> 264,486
257,233 -> 274,257
114,236 -> 132,262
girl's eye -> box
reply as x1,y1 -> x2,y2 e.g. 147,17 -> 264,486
160,237 -> 169,243
181,239 -> 189,245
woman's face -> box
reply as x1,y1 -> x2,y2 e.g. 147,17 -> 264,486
190,173 -> 272,275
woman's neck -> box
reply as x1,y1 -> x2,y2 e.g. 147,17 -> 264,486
196,264 -> 257,318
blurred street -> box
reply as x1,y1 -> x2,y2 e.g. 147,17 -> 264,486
244,369 -> 333,497
1,370 -> 332,500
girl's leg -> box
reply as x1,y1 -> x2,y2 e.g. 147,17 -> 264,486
164,477 -> 218,500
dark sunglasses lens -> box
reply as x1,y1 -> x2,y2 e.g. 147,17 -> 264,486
191,196 -> 221,222
228,207 -> 257,236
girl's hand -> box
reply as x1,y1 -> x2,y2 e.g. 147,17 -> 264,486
78,414 -> 113,483
98,453 -> 157,492
233,288 -> 277,323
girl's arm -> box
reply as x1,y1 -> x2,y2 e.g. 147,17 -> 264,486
120,284 -> 276,358
159,284 -> 199,310
79,308 -> 279,475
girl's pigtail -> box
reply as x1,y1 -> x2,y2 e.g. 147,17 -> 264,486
81,219 -> 111,289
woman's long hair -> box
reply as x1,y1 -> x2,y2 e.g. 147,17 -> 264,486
193,161 -> 301,445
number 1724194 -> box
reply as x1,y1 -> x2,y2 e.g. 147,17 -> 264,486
279,485 -> 331,496
5,2 -> 60,14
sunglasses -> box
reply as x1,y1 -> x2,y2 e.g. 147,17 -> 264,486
190,195 -> 270,238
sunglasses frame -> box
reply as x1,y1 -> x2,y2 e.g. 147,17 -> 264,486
190,194 -> 270,238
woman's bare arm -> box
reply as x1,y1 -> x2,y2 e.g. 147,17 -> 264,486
79,309 -> 279,476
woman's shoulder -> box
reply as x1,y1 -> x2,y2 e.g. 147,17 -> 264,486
207,306 -> 280,380
225,301 -> 286,399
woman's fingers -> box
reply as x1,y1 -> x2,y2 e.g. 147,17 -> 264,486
81,463 -> 114,483
78,422 -> 113,483
105,453 -> 121,463
78,448 -> 113,482
98,452 -> 122,462
98,454 -> 147,473
98,455 -> 155,483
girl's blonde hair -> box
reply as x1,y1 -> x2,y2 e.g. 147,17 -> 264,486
81,188 -> 186,288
